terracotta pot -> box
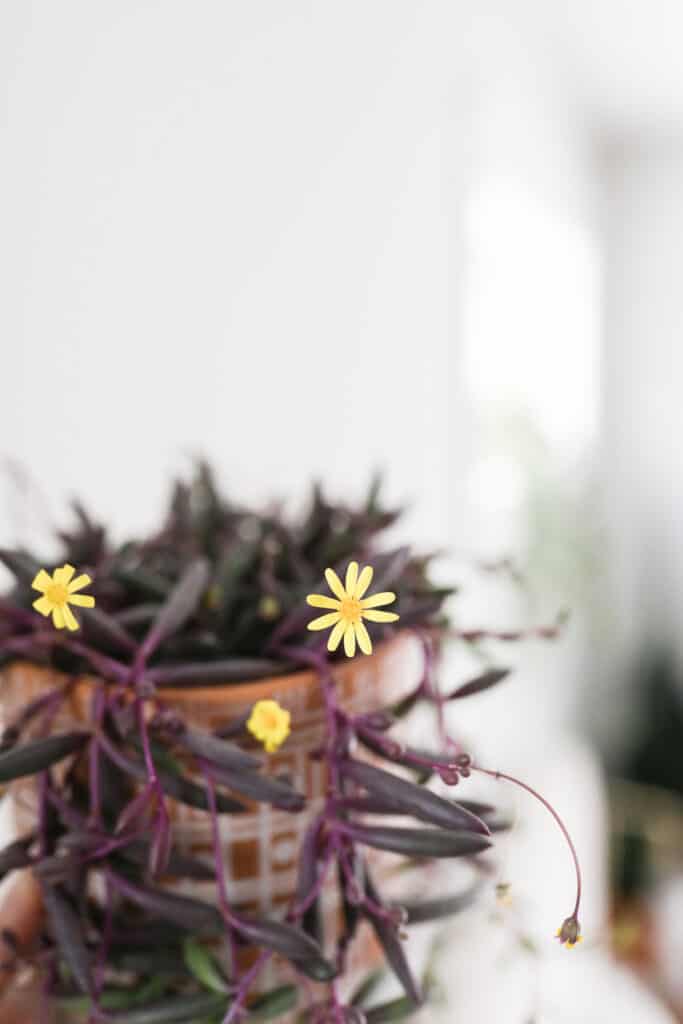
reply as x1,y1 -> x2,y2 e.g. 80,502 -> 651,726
0,633 -> 424,1000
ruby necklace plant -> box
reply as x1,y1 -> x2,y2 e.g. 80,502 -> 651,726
0,469 -> 582,1023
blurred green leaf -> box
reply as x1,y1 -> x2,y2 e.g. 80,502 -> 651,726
247,985 -> 298,1019
183,936 -> 230,994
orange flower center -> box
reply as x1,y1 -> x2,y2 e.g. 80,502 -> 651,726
260,709 -> 281,731
340,597 -> 362,623
46,583 -> 69,606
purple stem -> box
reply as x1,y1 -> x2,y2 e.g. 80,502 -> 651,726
46,788 -> 86,829
200,759 -> 239,979
89,687 -> 106,827
476,766 -> 582,918
354,725 -> 457,774
336,845 -> 396,927
288,839 -> 337,919
3,630 -> 131,683
85,829 -> 147,862
221,950 -> 271,1024
2,687 -> 67,741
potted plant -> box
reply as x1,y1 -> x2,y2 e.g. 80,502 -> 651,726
0,465 -> 582,1022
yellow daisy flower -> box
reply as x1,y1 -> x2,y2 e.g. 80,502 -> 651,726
247,699 -> 291,754
306,561 -> 399,658
31,564 -> 95,632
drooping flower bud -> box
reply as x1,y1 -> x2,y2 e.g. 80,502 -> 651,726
555,915 -> 582,948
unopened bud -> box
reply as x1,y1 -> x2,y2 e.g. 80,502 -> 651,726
438,767 -> 460,785
555,915 -> 582,948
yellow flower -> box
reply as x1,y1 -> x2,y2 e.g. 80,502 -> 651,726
555,916 -> 582,949
306,561 -> 399,658
247,699 -> 291,754
31,564 -> 95,632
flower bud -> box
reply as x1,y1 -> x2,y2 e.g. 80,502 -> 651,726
555,915 -> 582,948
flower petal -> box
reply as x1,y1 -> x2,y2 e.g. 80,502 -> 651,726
360,591 -> 396,609
354,619 -> 372,656
343,624 -> 356,658
32,595 -> 53,617
54,564 -> 75,585
324,568 -> 347,601
327,618 -> 346,652
31,569 -> 52,593
362,609 -> 400,623
307,611 -> 342,632
306,594 -> 340,610
67,573 -> 92,594
68,594 -> 95,608
354,565 -> 373,599
52,606 -> 65,630
62,604 -> 79,632
345,561 -> 359,595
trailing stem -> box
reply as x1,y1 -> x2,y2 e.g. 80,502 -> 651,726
475,767 -> 582,920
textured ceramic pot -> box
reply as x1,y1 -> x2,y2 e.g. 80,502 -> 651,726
0,632 -> 425,1000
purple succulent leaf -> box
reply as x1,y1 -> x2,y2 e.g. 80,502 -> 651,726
42,882 -> 94,996
444,667 -> 511,700
232,912 -> 336,981
341,823 -> 491,859
340,759 -> 489,835
108,873 -> 223,935
362,868 -> 421,1006
0,836 -> 33,879
139,558 -> 210,660
146,658 -> 289,686
174,727 -> 262,772
80,607 -> 137,654
120,841 -> 215,881
208,763 -> 304,812
397,882 -> 483,924
0,732 -> 89,784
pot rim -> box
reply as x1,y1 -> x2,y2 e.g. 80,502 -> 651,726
2,631 -> 418,706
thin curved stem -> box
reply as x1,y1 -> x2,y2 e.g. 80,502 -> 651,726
476,767 -> 582,917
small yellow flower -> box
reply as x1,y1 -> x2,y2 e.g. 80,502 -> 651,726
31,564 -> 95,632
247,699 -> 291,754
555,916 -> 582,949
306,561 -> 399,658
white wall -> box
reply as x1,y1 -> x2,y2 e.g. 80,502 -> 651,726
1,1 -> 452,550
598,137 -> 683,746
1,0 -> 601,630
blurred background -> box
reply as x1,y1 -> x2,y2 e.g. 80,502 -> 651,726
1,1 -> 683,1020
